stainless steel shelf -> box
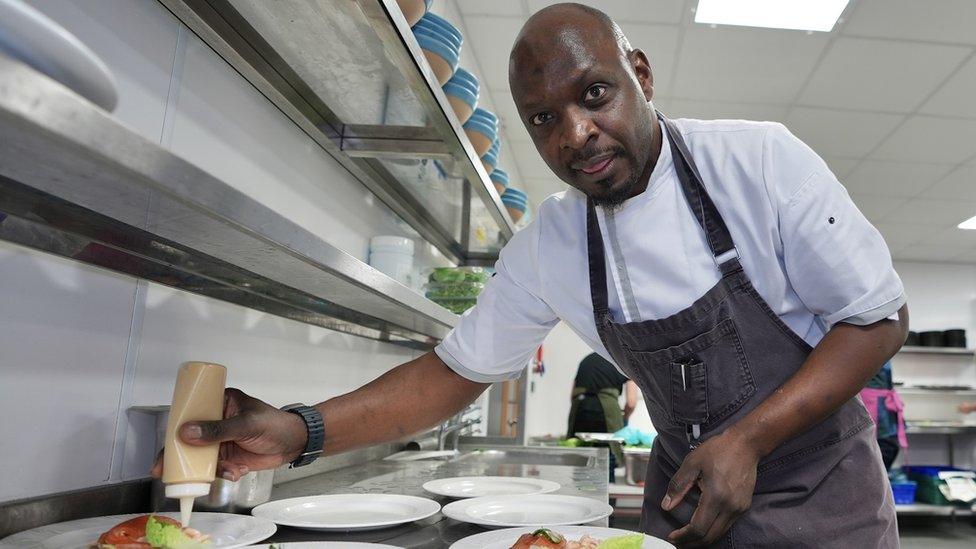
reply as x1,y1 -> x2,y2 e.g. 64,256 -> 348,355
906,422 -> 976,435
895,503 -> 958,516
899,346 -> 976,356
0,55 -> 456,347
158,0 -> 515,265
899,388 -> 976,396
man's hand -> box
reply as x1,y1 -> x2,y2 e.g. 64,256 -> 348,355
663,429 -> 760,547
150,388 -> 307,481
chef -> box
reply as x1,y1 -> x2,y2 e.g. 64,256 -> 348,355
153,4 -> 908,547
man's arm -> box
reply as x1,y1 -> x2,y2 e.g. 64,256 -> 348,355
151,352 -> 488,481
623,380 -> 639,422
665,304 -> 908,547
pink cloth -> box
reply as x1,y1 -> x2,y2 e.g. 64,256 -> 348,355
860,387 -> 908,448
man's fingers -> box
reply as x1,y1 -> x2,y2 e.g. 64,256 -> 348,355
663,462 -> 701,511
668,490 -> 720,546
179,414 -> 251,446
700,512 -> 737,546
149,449 -> 164,478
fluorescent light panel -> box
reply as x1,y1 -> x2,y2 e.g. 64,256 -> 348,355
959,215 -> 976,230
695,0 -> 849,32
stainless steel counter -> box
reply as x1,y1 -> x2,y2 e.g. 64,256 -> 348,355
263,446 -> 610,548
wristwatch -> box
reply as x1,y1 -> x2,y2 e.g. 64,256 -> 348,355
280,403 -> 325,468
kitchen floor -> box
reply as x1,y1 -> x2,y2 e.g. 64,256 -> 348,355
609,516 -> 976,547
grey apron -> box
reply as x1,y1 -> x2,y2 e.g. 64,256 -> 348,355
587,114 -> 898,547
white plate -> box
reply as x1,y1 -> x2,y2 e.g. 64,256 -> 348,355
0,512 -> 276,549
251,494 -> 441,531
0,0 -> 118,110
442,495 -> 613,528
423,476 -> 561,498
248,541 -> 404,549
450,526 -> 673,548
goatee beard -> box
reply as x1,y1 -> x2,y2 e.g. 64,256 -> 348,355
591,169 -> 640,212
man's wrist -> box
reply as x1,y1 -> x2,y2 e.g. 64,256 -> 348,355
726,419 -> 772,462
283,411 -> 309,463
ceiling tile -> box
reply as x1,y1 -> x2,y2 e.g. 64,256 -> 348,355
920,55 -> 976,119
510,138 -> 556,179
925,166 -> 976,201
823,157 -> 860,178
872,116 -> 976,164
665,99 -> 789,124
673,26 -> 829,104
893,245 -> 966,263
786,107 -> 903,157
844,160 -> 954,197
950,250 -> 976,264
528,0 -> 686,24
799,38 -> 970,112
842,0 -> 976,45
522,176 -> 566,207
849,194 -> 908,223
873,223 -> 942,249
461,16 -> 526,90
618,23 -> 681,96
881,198 -> 976,227
925,226 -> 976,250
456,0 -> 525,17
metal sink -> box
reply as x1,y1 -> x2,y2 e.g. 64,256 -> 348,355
453,448 -> 596,467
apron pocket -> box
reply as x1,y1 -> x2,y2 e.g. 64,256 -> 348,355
671,359 -> 708,424
625,319 -> 755,429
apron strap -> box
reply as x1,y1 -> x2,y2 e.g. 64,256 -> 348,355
658,113 -> 738,267
586,198 -> 610,316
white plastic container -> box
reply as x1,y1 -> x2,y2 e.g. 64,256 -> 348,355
369,236 -> 415,287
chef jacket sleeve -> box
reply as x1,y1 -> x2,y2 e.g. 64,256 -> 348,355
435,219 -> 560,382
764,124 -> 906,327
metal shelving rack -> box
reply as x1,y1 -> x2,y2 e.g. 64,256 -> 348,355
0,54 -> 456,348
157,0 -> 515,266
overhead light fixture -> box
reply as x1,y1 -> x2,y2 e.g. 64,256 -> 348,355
959,215 -> 976,230
695,0 -> 850,32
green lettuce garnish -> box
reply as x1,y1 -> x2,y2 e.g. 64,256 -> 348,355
597,533 -> 645,549
144,516 -> 210,548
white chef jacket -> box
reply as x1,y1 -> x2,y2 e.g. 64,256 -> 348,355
436,117 -> 905,382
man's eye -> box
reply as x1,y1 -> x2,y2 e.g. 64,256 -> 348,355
530,112 -> 553,126
585,85 -> 607,101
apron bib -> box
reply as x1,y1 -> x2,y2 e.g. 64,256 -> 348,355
587,114 -> 898,548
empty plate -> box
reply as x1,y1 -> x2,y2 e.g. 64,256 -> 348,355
450,526 -> 672,548
0,512 -> 276,548
251,494 -> 441,531
424,476 -> 560,498
442,495 -> 613,528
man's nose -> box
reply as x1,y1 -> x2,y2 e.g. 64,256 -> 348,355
559,107 -> 598,152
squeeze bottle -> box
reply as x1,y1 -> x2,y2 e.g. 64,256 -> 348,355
162,361 -> 227,525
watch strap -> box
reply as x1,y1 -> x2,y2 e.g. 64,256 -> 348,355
281,404 -> 324,468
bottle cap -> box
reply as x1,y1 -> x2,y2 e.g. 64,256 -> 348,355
165,482 -> 210,499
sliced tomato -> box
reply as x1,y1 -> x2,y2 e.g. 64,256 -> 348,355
95,514 -> 180,548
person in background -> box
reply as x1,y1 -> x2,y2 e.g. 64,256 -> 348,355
859,361 -> 907,470
567,352 -> 639,435
960,402 -> 976,413
567,352 -> 638,485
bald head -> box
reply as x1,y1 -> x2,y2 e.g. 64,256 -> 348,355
510,3 -> 631,75
505,3 -> 659,208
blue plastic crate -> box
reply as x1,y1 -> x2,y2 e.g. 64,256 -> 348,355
891,481 -> 917,505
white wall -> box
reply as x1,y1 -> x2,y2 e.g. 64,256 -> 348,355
0,0 -> 448,502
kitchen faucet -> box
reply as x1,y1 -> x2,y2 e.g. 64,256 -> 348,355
437,417 -> 482,451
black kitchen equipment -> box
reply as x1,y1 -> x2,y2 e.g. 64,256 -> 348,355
918,331 -> 947,347
905,331 -> 919,346
943,329 -> 967,348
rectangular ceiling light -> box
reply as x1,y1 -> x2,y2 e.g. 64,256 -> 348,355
959,215 -> 976,230
695,0 -> 850,32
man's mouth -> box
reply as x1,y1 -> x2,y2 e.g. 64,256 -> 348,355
575,154 -> 616,176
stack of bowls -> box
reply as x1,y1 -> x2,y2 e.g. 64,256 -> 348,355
489,168 -> 509,197
396,0 -> 432,26
481,137 -> 500,175
501,187 -> 528,223
443,68 -> 479,124
463,107 -> 498,156
413,12 -> 462,85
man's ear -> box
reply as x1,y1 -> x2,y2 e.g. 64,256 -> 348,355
630,49 -> 654,102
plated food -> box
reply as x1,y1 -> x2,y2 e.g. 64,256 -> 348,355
92,514 -> 210,548
510,528 -> 643,549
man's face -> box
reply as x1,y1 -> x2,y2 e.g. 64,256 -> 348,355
509,25 -> 655,207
